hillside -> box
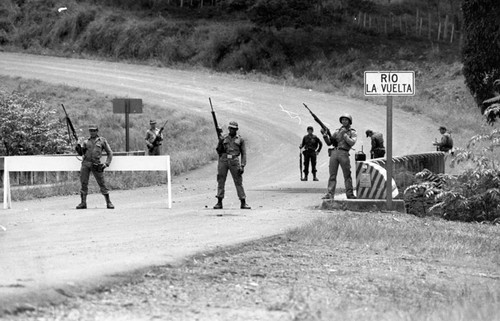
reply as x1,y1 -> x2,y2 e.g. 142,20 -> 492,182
0,0 -> 485,143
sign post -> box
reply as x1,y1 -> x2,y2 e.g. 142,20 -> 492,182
112,98 -> 143,152
364,71 -> 415,210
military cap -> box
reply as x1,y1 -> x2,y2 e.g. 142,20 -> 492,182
439,126 -> 447,131
88,124 -> 98,130
366,129 -> 373,137
228,121 -> 239,129
307,126 -> 313,131
150,120 -> 157,125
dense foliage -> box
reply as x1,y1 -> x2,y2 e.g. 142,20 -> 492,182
0,91 -> 70,156
461,0 -> 500,123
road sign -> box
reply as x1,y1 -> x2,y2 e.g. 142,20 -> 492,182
112,98 -> 143,114
112,98 -> 144,152
364,71 -> 416,210
364,71 -> 415,96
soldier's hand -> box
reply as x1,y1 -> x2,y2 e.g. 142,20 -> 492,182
239,166 -> 245,175
320,128 -> 326,135
316,151 -> 319,156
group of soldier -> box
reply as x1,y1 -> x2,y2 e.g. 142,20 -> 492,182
73,112 -> 453,210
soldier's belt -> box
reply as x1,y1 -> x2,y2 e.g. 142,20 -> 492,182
330,147 -> 350,152
224,154 -> 239,159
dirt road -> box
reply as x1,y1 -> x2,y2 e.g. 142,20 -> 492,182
0,52 -> 438,310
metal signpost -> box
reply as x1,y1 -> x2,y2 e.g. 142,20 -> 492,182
364,71 -> 415,210
112,98 -> 143,152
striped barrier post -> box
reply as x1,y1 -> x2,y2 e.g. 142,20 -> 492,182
356,152 -> 445,199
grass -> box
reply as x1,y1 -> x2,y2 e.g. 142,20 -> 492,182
8,211 -> 499,320
0,75 -> 216,201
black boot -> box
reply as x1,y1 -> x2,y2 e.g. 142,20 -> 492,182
213,197 -> 223,209
301,175 -> 308,181
240,199 -> 251,210
313,173 -> 319,181
76,193 -> 87,209
104,194 -> 114,209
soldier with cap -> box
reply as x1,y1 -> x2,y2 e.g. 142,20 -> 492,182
365,129 -> 385,159
75,124 -> 114,209
214,121 -> 251,210
299,126 -> 323,181
321,114 -> 357,199
433,126 -> 453,152
145,120 -> 163,156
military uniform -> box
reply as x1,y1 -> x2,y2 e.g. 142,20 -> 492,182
76,125 -> 114,209
300,128 -> 323,180
322,114 -> 357,199
435,132 -> 453,152
370,131 -> 385,159
214,121 -> 250,209
145,121 -> 163,156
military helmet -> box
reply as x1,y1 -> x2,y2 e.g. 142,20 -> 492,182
339,113 -> 352,125
366,129 -> 373,137
228,121 -> 239,129
88,124 -> 98,130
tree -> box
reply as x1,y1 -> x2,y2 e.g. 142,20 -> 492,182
461,0 -> 500,123
0,91 -> 71,156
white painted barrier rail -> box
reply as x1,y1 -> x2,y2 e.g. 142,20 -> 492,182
2,155 -> 172,209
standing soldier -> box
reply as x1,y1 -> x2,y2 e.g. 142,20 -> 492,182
214,121 -> 251,210
299,126 -> 323,181
433,126 -> 454,152
365,129 -> 386,159
75,124 -> 114,209
145,120 -> 163,156
321,114 -> 357,200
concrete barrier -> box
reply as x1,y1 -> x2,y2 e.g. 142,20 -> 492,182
2,155 -> 171,209
356,152 -> 445,199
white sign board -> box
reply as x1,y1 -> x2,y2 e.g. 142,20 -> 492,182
364,71 -> 415,96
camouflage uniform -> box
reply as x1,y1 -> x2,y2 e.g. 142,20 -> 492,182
322,115 -> 357,199
76,125 -> 114,209
145,121 -> 163,156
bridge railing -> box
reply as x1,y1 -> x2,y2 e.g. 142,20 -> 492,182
356,152 -> 445,199
2,155 -> 171,209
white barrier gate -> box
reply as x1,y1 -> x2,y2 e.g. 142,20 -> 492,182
2,155 -> 172,209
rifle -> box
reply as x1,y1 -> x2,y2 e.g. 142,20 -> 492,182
61,104 -> 78,144
209,98 -> 223,139
302,103 -> 331,137
149,120 -> 168,153
299,148 -> 303,181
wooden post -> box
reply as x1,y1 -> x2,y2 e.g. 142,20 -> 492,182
415,8 -> 419,35
443,15 -> 449,40
363,12 -> 367,28
437,22 -> 442,41
428,13 -> 432,39
450,24 -> 455,43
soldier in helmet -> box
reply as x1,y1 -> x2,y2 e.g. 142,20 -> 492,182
365,129 -> 385,159
75,124 -> 114,209
299,126 -> 322,181
214,121 -> 251,210
320,114 -> 357,199
145,120 -> 163,156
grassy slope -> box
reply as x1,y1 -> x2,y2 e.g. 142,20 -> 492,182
8,212 -> 499,320
0,75 -> 216,200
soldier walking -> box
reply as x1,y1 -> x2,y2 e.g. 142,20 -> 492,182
299,126 -> 322,181
365,129 -> 386,159
75,124 -> 114,209
321,114 -> 357,200
214,121 -> 251,210
145,120 -> 163,155
433,126 -> 454,152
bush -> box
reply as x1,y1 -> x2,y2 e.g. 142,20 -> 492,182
0,91 -> 70,156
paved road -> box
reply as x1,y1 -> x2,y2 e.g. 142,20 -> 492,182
0,52 -> 438,310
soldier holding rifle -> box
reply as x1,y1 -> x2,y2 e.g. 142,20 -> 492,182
303,104 -> 357,200
145,119 -> 167,155
210,99 -> 251,210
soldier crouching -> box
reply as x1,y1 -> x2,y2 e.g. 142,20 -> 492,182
214,121 -> 251,210
75,124 -> 114,209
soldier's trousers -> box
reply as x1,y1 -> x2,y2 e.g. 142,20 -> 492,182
327,149 -> 354,197
372,149 -> 386,159
80,161 -> 109,195
148,145 -> 161,156
216,157 -> 246,200
303,150 -> 317,175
